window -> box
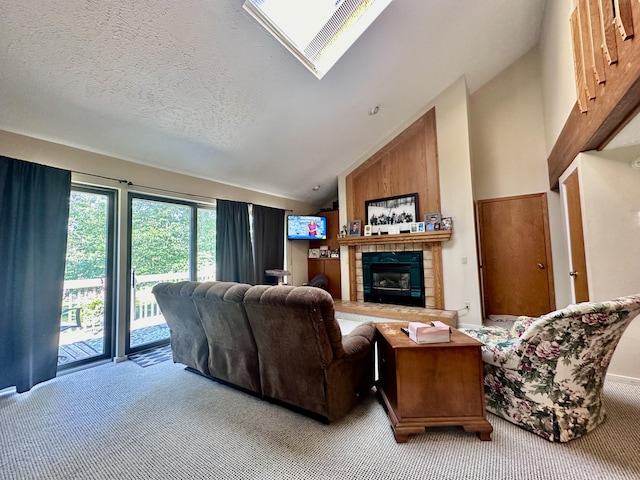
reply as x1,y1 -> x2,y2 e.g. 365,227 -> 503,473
58,186 -> 116,369
243,0 -> 393,78
127,194 -> 216,353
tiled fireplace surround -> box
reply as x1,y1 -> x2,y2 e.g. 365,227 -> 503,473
354,242 -> 435,308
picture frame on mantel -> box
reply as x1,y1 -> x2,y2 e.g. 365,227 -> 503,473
348,219 -> 361,236
365,193 -> 418,235
424,212 -> 442,231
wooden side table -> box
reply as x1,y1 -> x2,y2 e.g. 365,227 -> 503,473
375,322 -> 492,442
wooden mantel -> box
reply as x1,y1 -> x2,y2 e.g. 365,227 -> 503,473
337,230 -> 451,247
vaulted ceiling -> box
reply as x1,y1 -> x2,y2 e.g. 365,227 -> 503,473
0,1 -> 546,205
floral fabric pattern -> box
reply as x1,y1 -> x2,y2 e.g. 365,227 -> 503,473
462,294 -> 640,442
510,316 -> 536,337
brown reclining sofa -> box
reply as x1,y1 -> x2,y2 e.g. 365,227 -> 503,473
152,281 -> 376,423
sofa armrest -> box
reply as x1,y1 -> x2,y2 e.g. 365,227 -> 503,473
341,323 -> 375,360
461,326 -> 521,370
510,315 -> 537,338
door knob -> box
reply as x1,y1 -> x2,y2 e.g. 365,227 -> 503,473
569,271 -> 578,276
538,263 -> 544,269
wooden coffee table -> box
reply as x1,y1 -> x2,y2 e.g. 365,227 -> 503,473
375,322 -> 492,442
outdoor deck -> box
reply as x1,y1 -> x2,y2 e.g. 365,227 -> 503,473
57,315 -> 169,366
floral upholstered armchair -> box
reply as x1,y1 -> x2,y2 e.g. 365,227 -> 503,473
461,294 -> 640,442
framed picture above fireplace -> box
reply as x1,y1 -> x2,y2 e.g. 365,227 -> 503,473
365,193 -> 418,234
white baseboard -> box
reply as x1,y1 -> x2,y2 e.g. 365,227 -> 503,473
456,322 -> 480,330
606,373 -> 640,385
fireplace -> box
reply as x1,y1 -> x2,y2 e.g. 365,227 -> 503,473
362,251 -> 425,307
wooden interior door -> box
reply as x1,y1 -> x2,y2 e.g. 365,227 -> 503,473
563,170 -> 589,302
477,193 -> 555,317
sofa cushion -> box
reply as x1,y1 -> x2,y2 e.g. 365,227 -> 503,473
243,284 -> 375,422
192,281 -> 260,394
152,281 -> 210,376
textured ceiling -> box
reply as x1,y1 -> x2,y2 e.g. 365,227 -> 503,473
0,0 -> 546,205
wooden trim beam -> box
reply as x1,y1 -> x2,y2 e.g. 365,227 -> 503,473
548,2 -> 640,189
587,0 -> 606,84
615,0 -> 634,40
599,0 -> 619,64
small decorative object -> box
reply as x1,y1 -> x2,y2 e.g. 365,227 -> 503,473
441,217 -> 453,230
308,248 -> 320,258
416,221 -> 425,232
407,321 -> 451,344
348,219 -> 361,236
319,245 -> 329,258
424,212 -> 442,231
364,225 -> 372,236
365,193 -> 418,235
330,249 -> 340,258
410,222 -> 418,233
341,225 -> 348,237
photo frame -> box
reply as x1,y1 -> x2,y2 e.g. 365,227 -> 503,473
410,222 -> 418,233
416,221 -> 425,232
364,225 -> 372,236
424,212 -> 442,231
441,217 -> 453,230
347,219 -> 361,236
365,193 -> 418,235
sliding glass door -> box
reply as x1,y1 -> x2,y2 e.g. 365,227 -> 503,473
197,208 -> 216,281
58,186 -> 116,369
127,194 -> 216,354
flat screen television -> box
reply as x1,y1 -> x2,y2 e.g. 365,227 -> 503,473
287,215 -> 327,240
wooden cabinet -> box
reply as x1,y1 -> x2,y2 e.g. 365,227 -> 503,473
308,257 -> 341,299
308,210 -> 341,299
375,322 -> 492,442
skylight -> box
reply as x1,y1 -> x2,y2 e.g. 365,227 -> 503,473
243,0 -> 393,79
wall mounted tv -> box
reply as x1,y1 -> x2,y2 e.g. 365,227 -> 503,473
287,215 -> 327,240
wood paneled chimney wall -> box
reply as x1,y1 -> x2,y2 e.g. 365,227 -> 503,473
344,108 -> 444,305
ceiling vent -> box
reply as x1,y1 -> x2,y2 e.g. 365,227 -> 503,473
243,0 -> 393,79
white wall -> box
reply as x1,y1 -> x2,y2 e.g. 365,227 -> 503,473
0,129 -> 316,358
470,48 -> 549,200
338,77 -> 483,327
539,0 -> 576,154
578,150 -> 640,301
469,46 -> 572,309
558,148 -> 640,379
435,79 -> 482,327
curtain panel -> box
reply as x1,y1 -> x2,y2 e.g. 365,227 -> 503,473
215,199 -> 255,284
0,156 -> 71,393
253,205 -> 285,285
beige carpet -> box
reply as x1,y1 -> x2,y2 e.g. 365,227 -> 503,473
1,357 -> 639,479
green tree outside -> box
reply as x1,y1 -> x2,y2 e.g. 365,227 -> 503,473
65,191 -> 108,280
65,193 -> 216,281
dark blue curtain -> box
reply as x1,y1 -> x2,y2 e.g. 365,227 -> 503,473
0,157 -> 71,393
216,199 -> 255,283
253,205 -> 285,285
